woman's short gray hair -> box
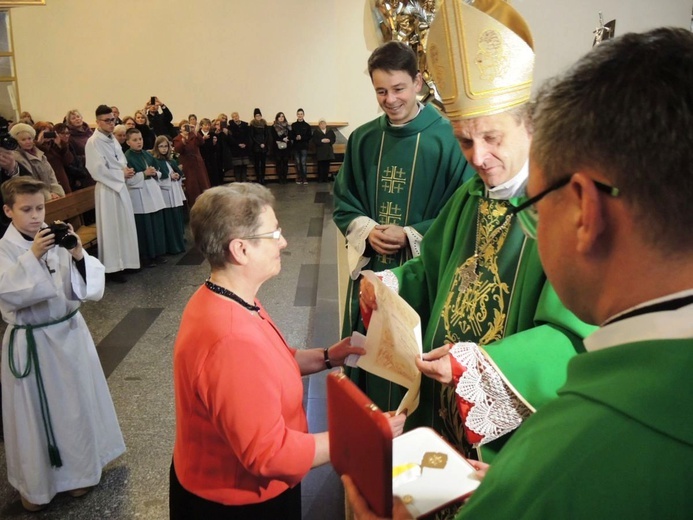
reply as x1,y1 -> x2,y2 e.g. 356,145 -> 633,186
190,183 -> 275,269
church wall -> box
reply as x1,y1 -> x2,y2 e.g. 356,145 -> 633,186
9,0 -> 691,136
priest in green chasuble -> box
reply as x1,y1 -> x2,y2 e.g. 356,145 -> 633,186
333,41 -> 475,413
359,0 -> 594,464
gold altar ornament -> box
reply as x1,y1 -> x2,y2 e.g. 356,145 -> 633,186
592,12 -> 616,47
374,1 -> 441,99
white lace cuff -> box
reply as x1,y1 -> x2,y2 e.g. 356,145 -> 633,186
451,342 -> 532,446
346,216 -> 378,280
377,270 -> 399,293
403,226 -> 423,258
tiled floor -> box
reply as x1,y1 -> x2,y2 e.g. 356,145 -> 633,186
0,182 -> 346,519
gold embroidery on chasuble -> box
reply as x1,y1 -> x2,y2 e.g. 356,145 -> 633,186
437,199 -> 514,456
380,165 -> 408,194
373,132 -> 420,266
442,199 -> 513,346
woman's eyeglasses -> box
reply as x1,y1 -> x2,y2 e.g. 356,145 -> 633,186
240,228 -> 283,241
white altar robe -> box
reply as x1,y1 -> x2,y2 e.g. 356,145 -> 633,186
0,224 -> 126,504
85,130 -> 140,272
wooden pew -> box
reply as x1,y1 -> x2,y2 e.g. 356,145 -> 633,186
223,143 -> 346,184
44,185 -> 98,249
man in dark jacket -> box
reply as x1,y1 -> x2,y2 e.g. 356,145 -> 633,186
290,108 -> 312,184
229,112 -> 251,182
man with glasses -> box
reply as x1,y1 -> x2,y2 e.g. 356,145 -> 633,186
349,25 -> 693,520
85,105 -> 140,283
359,0 -> 593,464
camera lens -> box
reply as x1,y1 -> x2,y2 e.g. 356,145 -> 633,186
60,234 -> 78,249
49,222 -> 78,249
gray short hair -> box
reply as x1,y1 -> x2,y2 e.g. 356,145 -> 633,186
190,183 -> 275,269
531,27 -> 693,252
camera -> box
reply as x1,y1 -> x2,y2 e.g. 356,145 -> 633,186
150,96 -> 157,106
43,131 -> 57,139
46,221 -> 78,249
220,121 -> 227,129
184,124 -> 192,133
0,117 -> 18,151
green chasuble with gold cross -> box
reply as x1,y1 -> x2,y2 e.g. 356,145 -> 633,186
333,103 -> 474,411
391,175 -> 595,461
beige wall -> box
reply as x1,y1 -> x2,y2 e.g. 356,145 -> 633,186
9,0 -> 692,136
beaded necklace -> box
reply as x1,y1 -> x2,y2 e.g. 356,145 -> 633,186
205,278 -> 260,313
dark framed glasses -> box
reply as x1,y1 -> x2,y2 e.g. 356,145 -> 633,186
512,176 -> 620,239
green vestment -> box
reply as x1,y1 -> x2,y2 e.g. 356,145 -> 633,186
333,104 -> 474,411
458,337 -> 693,519
124,149 -> 166,260
125,148 -> 158,175
153,157 -> 186,254
392,176 -> 594,460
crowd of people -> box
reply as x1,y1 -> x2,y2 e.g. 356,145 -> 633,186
3,101 -> 338,197
0,102 -> 338,281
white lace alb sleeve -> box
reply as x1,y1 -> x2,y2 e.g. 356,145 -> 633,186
451,342 -> 533,446
345,216 -> 378,280
378,269 -> 399,293
403,226 -> 423,258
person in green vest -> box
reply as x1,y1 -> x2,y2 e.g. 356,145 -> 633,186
345,24 -> 693,520
333,40 -> 475,413
359,0 -> 593,466
124,128 -> 167,267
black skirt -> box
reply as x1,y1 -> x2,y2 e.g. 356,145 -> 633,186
169,461 -> 301,520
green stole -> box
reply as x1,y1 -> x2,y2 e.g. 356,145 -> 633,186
152,157 -> 182,180
125,149 -> 158,176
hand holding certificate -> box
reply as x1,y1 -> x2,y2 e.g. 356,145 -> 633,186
354,271 -> 423,415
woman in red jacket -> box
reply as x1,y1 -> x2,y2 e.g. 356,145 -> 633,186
170,183 -> 403,519
172,120 -> 211,208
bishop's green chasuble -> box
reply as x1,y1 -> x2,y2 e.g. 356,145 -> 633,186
393,176 -> 594,460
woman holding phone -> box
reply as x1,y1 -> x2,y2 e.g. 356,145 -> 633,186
172,120 -> 211,208
34,121 -> 73,194
213,119 -> 234,185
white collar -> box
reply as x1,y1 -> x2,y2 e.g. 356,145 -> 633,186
3,223 -> 37,249
486,161 -> 529,200
584,288 -> 693,352
388,103 -> 424,128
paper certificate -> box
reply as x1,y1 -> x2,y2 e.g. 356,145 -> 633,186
357,271 -> 423,415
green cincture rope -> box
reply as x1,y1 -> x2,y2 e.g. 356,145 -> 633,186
8,307 -> 80,468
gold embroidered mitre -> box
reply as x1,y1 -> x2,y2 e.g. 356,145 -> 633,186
427,0 -> 534,119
